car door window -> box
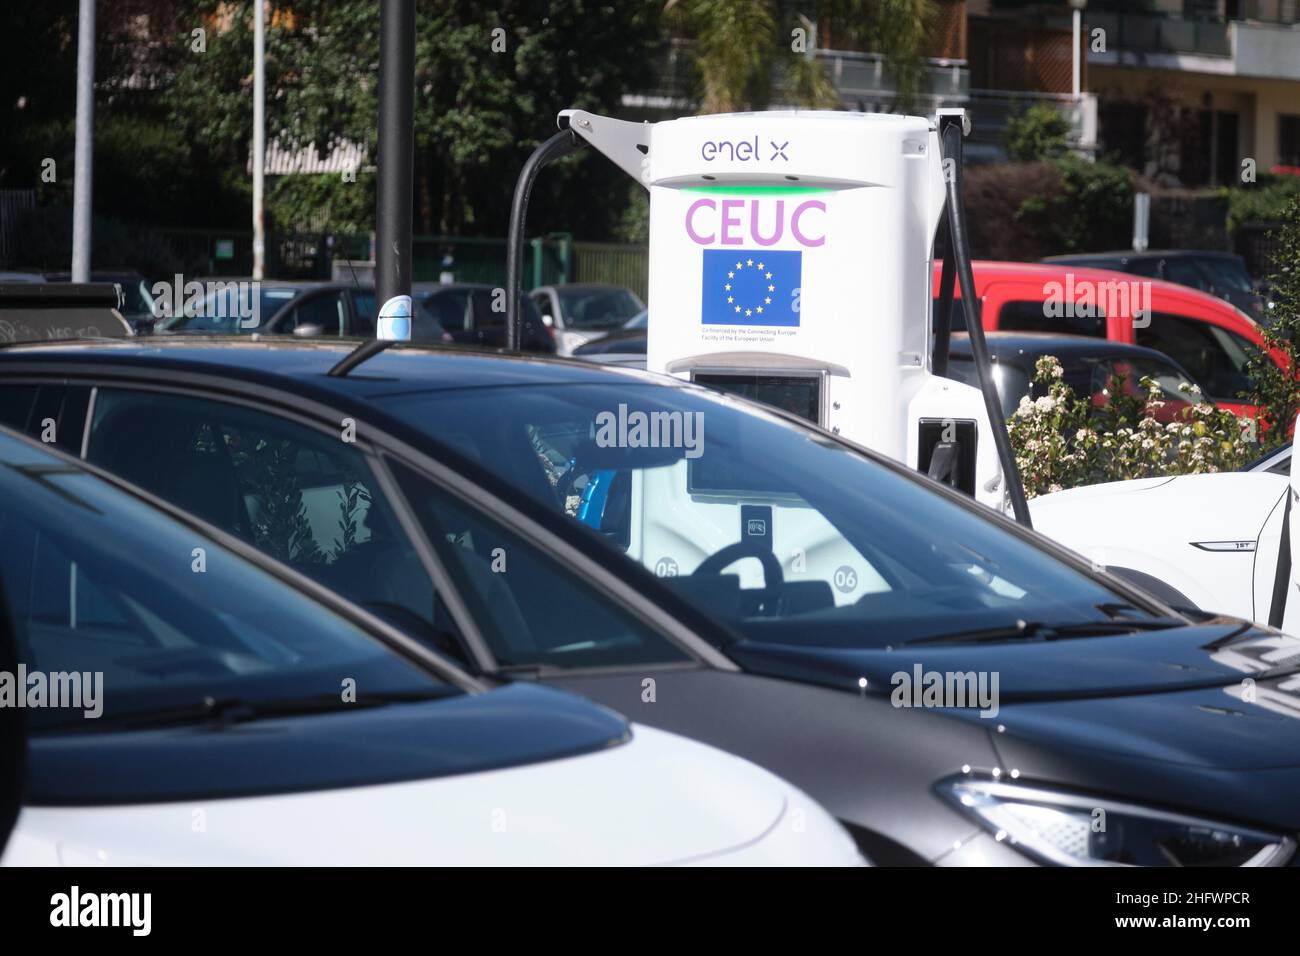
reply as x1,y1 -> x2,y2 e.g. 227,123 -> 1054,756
350,290 -> 376,337
288,293 -> 346,336
0,385 -> 39,433
421,291 -> 471,331
1125,258 -> 1160,279
998,298 -> 1105,337
1163,258 -> 1208,291
0,440 -> 445,732
84,389 -> 468,663
1135,313 -> 1257,402
389,459 -> 691,670
0,384 -> 87,452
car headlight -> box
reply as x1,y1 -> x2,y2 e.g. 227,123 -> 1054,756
938,776 -> 1295,867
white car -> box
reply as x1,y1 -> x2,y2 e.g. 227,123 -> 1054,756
1030,442 -> 1297,630
0,426 -> 863,867
529,283 -> 645,356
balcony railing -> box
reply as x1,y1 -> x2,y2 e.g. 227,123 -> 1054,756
1087,12 -> 1232,57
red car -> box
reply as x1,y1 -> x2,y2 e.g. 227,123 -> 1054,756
932,260 -> 1283,419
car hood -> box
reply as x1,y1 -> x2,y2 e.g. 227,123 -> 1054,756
729,620 -> 1296,700
6,724 -> 859,866
732,624 -> 1300,829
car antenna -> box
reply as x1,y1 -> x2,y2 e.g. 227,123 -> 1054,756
330,0 -> 414,378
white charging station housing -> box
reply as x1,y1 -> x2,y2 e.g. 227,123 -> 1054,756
562,108 -> 1004,509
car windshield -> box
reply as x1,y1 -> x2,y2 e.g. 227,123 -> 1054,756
157,286 -> 299,333
377,383 -> 1158,651
556,288 -> 644,330
0,431 -> 447,732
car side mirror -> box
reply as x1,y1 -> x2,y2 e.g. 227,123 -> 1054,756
293,323 -> 323,337
541,313 -> 554,328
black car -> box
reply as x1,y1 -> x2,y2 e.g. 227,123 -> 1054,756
413,282 -> 556,353
2,336 -> 1298,867
943,332 -> 1207,421
1043,251 -> 1267,320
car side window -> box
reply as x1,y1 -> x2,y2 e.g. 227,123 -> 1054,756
1135,313 -> 1255,402
1163,258 -> 1206,291
421,291 -> 470,331
0,384 -> 87,452
998,299 -> 1105,337
0,384 -> 39,433
389,458 -> 691,670
1125,258 -> 1160,279
351,291 -> 376,336
84,389 -> 469,664
471,289 -> 506,330
289,293 -> 346,336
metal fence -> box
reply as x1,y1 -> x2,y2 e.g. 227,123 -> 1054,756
0,189 -> 37,267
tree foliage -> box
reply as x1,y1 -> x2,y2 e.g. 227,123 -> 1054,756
1244,195 -> 1300,449
165,0 -> 662,238
1002,102 -> 1070,163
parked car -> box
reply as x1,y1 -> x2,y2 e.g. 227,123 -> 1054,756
1029,439 -> 1300,627
2,336 -> 1299,866
413,282 -> 555,353
1043,250 -> 1268,321
0,423 -> 860,867
933,261 -> 1282,419
943,332 -> 1208,423
44,271 -> 157,332
156,280 -> 382,339
530,283 -> 644,355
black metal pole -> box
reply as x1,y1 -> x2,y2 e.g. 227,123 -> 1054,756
940,116 -> 1032,527
932,212 -> 956,378
376,0 -> 414,335
506,129 -> 582,350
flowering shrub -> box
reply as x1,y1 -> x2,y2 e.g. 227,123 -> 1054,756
1007,356 -> 1253,497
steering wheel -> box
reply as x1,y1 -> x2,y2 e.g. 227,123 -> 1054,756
692,540 -> 786,590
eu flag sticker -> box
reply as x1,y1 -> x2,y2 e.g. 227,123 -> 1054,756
701,249 -> 801,327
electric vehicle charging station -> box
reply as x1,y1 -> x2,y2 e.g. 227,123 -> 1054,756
505,107 -> 1031,599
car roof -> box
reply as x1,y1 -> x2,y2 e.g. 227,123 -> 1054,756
534,283 -> 631,293
948,331 -> 1196,366
0,335 -> 664,401
411,282 -> 491,293
938,260 -> 1254,323
1042,250 -> 1242,262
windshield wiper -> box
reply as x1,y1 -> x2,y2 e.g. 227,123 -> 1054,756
902,616 -> 1184,647
52,689 -> 452,732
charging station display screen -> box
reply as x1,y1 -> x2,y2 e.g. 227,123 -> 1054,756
692,372 -> 820,425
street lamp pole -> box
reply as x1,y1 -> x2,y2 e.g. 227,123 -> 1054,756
252,0 -> 265,280
375,0 -> 414,341
1070,0 -> 1087,101
71,0 -> 96,283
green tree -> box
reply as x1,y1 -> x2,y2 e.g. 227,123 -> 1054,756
1002,102 -> 1070,163
666,0 -> 933,114
166,0 -> 662,240
1245,194 -> 1300,449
